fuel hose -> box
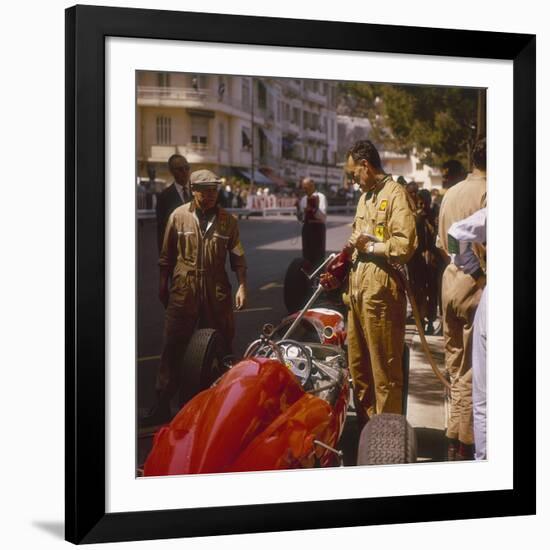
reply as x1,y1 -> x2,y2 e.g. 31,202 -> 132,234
392,266 -> 452,391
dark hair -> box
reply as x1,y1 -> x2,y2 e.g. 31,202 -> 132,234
168,154 -> 189,170
472,138 -> 486,170
347,140 -> 382,170
441,159 -> 465,178
418,188 -> 432,208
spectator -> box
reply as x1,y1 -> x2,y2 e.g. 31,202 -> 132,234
446,207 -> 487,460
297,177 -> 327,268
438,138 -> 487,460
155,154 -> 191,252
406,181 -> 429,325
441,159 -> 466,190
418,189 -> 439,334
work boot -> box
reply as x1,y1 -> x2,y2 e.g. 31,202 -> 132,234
447,438 -> 459,461
139,392 -> 172,428
457,442 -> 475,461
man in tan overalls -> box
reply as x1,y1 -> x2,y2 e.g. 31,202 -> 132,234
344,140 -> 417,425
438,138 -> 487,460
142,169 -> 247,426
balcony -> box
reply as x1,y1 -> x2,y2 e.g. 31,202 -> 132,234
177,143 -> 217,164
148,145 -> 177,161
281,119 -> 301,135
144,143 -> 221,164
303,126 -> 327,142
137,86 -> 250,115
282,79 -> 302,97
303,89 -> 327,105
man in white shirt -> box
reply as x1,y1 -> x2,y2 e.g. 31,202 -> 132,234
297,177 -> 327,268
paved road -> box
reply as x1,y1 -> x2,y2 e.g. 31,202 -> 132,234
137,214 -> 354,406
137,214 -> 448,466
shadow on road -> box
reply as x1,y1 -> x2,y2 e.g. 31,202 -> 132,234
414,427 -> 448,462
408,362 -> 447,408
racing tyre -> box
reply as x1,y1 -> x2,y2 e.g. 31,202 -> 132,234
178,329 -> 225,407
284,258 -> 313,313
356,413 -> 417,465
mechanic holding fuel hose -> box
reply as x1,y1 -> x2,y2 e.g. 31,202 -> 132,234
141,169 -> 248,427
324,140 -> 417,427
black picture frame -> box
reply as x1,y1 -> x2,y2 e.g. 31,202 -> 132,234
65,4 -> 536,544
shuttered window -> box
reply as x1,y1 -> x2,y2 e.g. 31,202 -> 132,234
191,116 -> 208,145
156,115 -> 171,144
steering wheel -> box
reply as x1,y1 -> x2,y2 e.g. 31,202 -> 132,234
243,339 -> 312,386
273,339 -> 313,386
243,339 -> 285,365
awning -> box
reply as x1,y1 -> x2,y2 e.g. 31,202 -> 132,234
260,167 -> 287,188
236,169 -> 275,186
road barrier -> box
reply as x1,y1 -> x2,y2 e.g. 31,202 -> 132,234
137,204 -> 355,220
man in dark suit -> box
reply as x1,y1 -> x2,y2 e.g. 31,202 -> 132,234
156,154 -> 191,251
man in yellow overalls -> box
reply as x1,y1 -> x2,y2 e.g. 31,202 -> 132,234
344,140 -> 417,425
141,169 -> 248,426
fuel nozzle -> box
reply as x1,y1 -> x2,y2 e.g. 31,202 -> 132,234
320,245 -> 352,289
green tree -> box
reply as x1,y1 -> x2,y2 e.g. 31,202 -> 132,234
338,82 -> 484,167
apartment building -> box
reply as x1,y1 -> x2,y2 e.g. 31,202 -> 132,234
137,71 -> 341,190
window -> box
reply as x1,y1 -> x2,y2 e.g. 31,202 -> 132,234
241,126 -> 252,150
311,113 -> 319,131
241,79 -> 251,110
191,116 -> 208,146
284,103 -> 290,121
330,86 -> 338,108
156,72 -> 170,88
156,115 -> 171,145
257,80 -> 267,110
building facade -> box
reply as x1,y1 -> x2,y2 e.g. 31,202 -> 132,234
137,72 -> 342,190
337,115 -> 443,190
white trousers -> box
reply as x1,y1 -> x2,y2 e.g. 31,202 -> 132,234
472,288 -> 487,460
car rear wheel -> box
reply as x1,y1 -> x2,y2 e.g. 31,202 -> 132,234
178,329 -> 225,407
356,413 -> 417,465
283,258 -> 313,313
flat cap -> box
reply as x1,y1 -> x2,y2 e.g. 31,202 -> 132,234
190,169 -> 222,187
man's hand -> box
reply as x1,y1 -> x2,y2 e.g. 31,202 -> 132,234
353,233 -> 373,253
235,284 -> 247,310
320,272 -> 341,290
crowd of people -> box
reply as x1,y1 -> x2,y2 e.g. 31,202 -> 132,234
140,139 -> 488,463
393,149 -> 486,460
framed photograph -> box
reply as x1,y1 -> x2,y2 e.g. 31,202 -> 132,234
66,4 -> 536,544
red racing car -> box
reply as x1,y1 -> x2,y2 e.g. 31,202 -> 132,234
143,254 -> 416,477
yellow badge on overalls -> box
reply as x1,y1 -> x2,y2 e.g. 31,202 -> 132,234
375,224 -> 385,241
379,199 -> 388,211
